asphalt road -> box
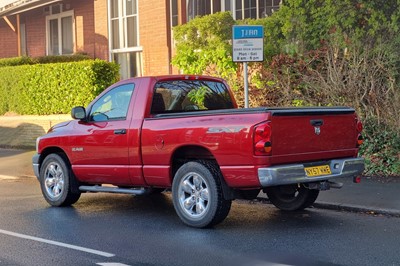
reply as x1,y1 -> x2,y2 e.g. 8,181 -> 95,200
1,149 -> 399,265
0,176 -> 399,266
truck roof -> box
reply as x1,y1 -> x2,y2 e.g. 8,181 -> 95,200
119,75 -> 225,83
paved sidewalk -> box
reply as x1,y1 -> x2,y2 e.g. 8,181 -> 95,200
258,177 -> 400,217
314,177 -> 400,216
2,148 -> 399,217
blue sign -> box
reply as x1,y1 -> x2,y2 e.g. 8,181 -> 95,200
233,25 -> 264,39
232,25 -> 264,62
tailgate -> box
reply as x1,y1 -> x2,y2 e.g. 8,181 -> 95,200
270,107 -> 357,156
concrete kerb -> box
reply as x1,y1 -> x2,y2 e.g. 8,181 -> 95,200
256,196 -> 400,218
313,202 -> 400,218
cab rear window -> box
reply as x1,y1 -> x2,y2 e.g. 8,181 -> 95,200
151,80 -> 234,114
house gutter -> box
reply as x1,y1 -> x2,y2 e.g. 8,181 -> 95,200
0,0 -> 61,17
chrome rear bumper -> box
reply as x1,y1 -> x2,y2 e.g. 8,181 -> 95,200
258,157 -> 364,187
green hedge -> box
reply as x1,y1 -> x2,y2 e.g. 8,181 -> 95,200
0,56 -> 34,67
0,59 -> 119,115
0,54 -> 91,67
35,54 -> 91,64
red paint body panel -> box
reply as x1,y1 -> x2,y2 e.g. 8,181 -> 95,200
142,165 -> 171,187
141,112 -> 270,167
36,75 -> 361,189
219,166 -> 260,188
270,114 -> 357,155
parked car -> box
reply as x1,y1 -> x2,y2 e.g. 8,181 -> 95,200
33,75 -> 364,228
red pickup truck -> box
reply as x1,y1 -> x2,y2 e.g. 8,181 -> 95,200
33,75 -> 364,228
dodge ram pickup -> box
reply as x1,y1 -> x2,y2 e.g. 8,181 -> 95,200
33,75 -> 364,228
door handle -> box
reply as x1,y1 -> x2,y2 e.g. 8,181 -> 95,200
114,129 -> 127,135
310,119 -> 324,126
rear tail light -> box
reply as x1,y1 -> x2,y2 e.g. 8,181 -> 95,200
356,119 -> 364,147
357,135 -> 364,146
254,121 -> 272,155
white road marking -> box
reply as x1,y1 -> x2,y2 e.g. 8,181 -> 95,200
97,263 -> 131,266
0,175 -> 18,180
0,229 -> 115,258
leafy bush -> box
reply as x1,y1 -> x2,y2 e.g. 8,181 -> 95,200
35,53 -> 91,64
269,0 -> 400,54
0,60 -> 119,115
0,54 -> 91,68
303,37 -> 400,127
359,119 -> 400,176
0,56 -> 34,67
172,12 -> 237,81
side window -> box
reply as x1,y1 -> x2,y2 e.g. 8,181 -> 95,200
89,84 -> 134,122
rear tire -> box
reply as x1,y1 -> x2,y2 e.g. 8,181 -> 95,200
39,153 -> 81,207
172,161 -> 231,228
265,184 -> 319,211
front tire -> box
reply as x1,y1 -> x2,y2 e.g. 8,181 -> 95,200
265,184 -> 319,211
39,153 -> 81,207
172,161 -> 231,228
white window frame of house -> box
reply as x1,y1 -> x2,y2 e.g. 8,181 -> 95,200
232,0 -> 259,20
257,0 -> 281,18
20,23 -> 27,55
170,0 -> 179,27
45,9 -> 75,55
186,0 -> 281,21
187,0 -> 221,21
108,0 -> 143,79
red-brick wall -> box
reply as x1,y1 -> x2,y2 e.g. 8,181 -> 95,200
23,8 -> 46,57
72,0 -> 95,58
0,17 -> 18,58
0,1 -> 108,60
0,0 -> 176,76
69,0 -> 108,61
139,0 -> 172,75
94,0 -> 109,60
63,0 -> 108,60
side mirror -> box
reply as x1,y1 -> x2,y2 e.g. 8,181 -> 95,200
71,106 -> 86,120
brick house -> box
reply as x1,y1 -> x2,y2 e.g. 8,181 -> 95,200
0,0 -> 280,79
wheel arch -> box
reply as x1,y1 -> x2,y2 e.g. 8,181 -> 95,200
170,145 -> 234,200
170,145 -> 216,179
38,147 -> 71,172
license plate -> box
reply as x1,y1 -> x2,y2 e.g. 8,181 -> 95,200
305,165 -> 331,177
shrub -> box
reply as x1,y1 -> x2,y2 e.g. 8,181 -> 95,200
0,60 -> 119,115
0,54 -> 92,68
0,56 -> 34,67
269,0 -> 400,54
359,119 -> 400,176
172,12 -> 237,81
35,53 -> 91,64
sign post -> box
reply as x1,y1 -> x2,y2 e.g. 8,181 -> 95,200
232,25 -> 264,108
